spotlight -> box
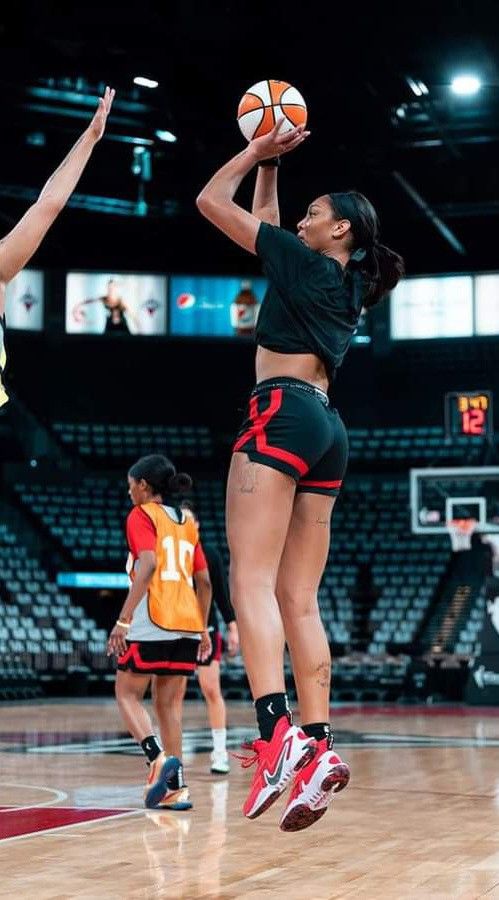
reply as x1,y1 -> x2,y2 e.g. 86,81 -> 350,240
406,77 -> 429,97
451,74 -> 481,96
155,129 -> 177,143
133,76 -> 159,89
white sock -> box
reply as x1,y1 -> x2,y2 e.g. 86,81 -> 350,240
212,728 -> 227,754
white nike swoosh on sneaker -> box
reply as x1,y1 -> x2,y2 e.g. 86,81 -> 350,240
266,702 -> 274,715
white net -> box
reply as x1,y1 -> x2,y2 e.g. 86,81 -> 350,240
447,519 -> 477,552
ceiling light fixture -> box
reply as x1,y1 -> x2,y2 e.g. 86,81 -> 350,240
133,76 -> 159,89
155,129 -> 177,143
451,74 -> 481,96
406,76 -> 429,97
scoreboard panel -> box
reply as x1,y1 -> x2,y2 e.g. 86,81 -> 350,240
444,391 -> 493,440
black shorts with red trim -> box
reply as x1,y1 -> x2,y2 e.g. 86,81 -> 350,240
117,639 -> 198,677
197,631 -> 224,667
233,377 -> 348,497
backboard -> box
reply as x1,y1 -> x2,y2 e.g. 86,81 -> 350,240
410,466 -> 499,535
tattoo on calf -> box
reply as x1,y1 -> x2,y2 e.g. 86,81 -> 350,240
316,661 -> 331,688
316,516 -> 329,526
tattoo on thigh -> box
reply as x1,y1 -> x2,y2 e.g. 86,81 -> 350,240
316,661 -> 331,688
316,516 -> 329,526
239,460 -> 258,494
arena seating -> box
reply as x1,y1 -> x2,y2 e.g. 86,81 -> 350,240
11,472 -> 449,662
50,421 -> 488,469
0,520 -> 111,692
454,586 -> 486,656
12,477 -> 226,566
7,419 -> 492,701
348,425 -> 487,467
52,422 -> 215,463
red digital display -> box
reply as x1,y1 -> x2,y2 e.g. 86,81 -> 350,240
458,395 -> 488,436
445,391 -> 493,441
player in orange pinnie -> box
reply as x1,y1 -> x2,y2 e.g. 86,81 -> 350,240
108,454 -> 212,810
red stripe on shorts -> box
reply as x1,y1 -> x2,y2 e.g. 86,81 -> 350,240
118,643 -> 196,672
299,479 -> 343,489
234,388 -> 308,477
213,631 -> 223,662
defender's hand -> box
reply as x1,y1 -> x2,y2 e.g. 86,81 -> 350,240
88,86 -> 115,143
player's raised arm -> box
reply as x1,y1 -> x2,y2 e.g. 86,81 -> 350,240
0,86 -> 115,287
252,161 -> 280,227
196,120 -> 308,254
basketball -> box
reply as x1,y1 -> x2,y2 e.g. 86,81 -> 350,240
237,79 -> 307,141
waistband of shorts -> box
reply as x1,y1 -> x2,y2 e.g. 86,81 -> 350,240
252,376 -> 329,406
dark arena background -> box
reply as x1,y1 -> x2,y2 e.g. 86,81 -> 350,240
1,3 -> 499,897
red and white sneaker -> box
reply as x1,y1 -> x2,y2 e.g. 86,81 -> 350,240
279,737 -> 350,832
236,716 -> 316,820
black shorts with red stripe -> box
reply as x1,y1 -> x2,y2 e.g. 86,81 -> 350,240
117,639 -> 198,677
197,631 -> 224,667
233,377 -> 348,497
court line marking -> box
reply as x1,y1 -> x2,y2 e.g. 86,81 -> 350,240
0,809 -> 142,844
20,727 -> 254,755
363,733 -> 499,745
348,786 -> 496,799
0,784 -> 67,811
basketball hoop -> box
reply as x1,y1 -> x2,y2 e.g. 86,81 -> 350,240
447,518 -> 477,552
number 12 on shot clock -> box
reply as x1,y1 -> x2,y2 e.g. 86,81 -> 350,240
444,390 -> 493,440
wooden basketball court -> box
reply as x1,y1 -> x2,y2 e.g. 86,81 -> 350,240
1,700 -> 499,899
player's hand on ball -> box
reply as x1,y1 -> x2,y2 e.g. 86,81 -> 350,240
88,86 -> 115,142
249,118 -> 310,161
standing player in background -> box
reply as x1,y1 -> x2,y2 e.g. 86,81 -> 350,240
181,501 -> 239,774
197,118 -> 403,830
0,86 -> 115,408
107,454 -> 212,810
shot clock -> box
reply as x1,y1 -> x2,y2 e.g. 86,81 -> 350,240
444,390 -> 493,441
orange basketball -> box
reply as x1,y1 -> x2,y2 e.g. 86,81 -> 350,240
237,79 -> 307,141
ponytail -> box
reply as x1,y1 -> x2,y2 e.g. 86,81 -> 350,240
168,471 -> 193,494
362,242 -> 405,307
328,191 -> 404,307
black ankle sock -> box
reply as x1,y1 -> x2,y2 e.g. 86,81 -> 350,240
255,693 -> 291,742
140,735 -> 162,763
302,722 -> 333,746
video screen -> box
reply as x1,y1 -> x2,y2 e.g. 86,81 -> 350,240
65,272 -> 167,335
169,275 -> 268,337
390,275 -> 473,340
5,269 -> 44,331
474,274 -> 499,336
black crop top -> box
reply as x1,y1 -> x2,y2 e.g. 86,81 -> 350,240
255,223 -> 367,384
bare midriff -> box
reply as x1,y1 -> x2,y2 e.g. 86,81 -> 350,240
255,346 -> 329,393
